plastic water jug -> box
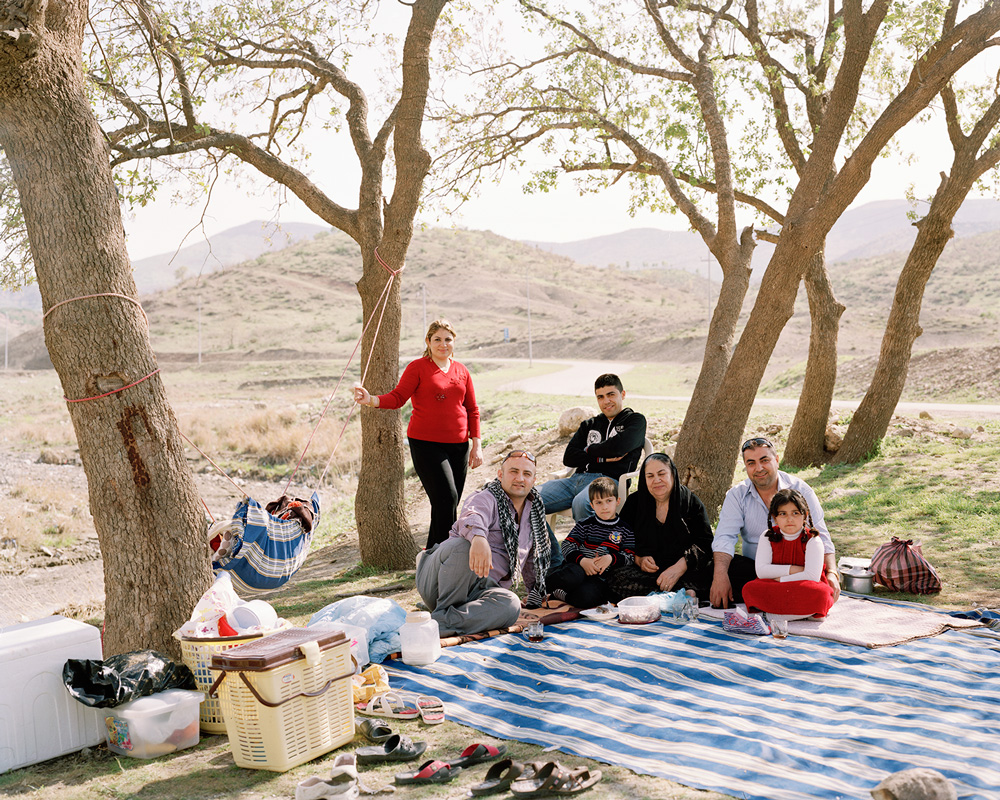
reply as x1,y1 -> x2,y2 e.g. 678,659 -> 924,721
399,611 -> 441,666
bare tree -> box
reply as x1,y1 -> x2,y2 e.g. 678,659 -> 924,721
87,0 -> 451,567
0,0 -> 211,655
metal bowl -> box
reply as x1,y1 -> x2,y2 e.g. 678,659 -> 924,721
841,568 -> 874,594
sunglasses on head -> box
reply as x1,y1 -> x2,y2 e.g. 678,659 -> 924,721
503,450 -> 536,464
741,437 -> 774,452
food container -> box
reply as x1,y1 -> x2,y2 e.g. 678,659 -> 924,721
841,567 -> 874,594
210,627 -> 354,771
102,689 -> 203,759
617,596 -> 661,624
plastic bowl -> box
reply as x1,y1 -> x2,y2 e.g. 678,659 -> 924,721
617,596 -> 661,624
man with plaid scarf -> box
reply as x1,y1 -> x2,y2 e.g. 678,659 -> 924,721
415,451 -> 551,636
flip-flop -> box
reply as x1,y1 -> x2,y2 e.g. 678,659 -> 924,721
393,759 -> 462,785
356,718 -> 394,743
396,691 -> 446,724
355,734 -> 427,764
355,692 -> 420,720
470,758 -> 524,796
450,742 -> 508,769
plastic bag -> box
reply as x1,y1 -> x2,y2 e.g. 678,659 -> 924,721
63,650 -> 197,708
722,606 -> 771,635
870,537 -> 942,594
309,596 -> 407,664
174,571 -> 245,639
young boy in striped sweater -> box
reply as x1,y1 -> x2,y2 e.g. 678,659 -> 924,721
547,477 -> 636,609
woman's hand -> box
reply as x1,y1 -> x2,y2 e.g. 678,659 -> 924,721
353,384 -> 376,407
468,438 -> 483,469
637,555 -> 659,573
581,557 -> 600,576
788,565 -> 804,575
656,556 -> 688,591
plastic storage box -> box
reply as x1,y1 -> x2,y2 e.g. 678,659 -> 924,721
102,689 -> 203,759
211,628 -> 354,771
0,616 -> 104,773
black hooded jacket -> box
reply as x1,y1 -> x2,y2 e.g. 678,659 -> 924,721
562,407 -> 646,481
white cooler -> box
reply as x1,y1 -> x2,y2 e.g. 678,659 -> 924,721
0,616 -> 105,773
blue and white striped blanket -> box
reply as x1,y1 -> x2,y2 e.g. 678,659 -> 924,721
386,617 -> 1000,800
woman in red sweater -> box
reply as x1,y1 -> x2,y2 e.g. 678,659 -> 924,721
354,319 -> 483,548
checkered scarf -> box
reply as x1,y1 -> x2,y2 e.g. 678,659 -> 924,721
484,479 -> 550,607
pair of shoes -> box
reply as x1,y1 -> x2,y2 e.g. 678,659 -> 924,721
469,758 -> 524,796
296,754 -> 360,800
356,692 -> 419,720
356,733 -> 427,764
450,742 -> 507,768
510,761 -> 602,796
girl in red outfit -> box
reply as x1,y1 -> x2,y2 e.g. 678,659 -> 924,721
741,489 -> 835,619
354,320 -> 483,548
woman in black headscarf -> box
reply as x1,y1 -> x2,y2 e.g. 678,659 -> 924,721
607,452 -> 715,601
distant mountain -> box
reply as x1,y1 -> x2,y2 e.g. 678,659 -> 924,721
0,220 -> 328,313
527,198 -> 1000,279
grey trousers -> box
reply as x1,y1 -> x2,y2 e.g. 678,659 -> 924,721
415,538 -> 521,637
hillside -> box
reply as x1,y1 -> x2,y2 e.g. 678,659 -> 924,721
8,223 -> 1000,401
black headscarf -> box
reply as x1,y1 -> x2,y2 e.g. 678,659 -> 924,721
619,453 -> 714,576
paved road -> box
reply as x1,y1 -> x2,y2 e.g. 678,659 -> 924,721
498,359 -> 1000,420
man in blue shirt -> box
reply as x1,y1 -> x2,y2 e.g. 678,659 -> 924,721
710,437 -> 841,608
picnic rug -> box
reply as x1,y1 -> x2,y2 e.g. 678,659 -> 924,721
385,615 -> 1000,800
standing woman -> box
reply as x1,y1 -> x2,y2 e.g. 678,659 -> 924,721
354,319 -> 483,549
607,452 -> 715,601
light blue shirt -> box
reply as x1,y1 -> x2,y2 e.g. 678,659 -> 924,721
713,471 -> 833,560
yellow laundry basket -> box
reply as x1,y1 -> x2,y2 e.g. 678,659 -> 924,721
210,628 -> 355,771
180,624 -> 289,733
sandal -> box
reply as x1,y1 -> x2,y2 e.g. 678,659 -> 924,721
511,762 -> 602,797
355,692 -> 419,720
356,719 -> 393,743
470,758 -> 524,796
394,759 -> 462,785
397,691 -> 446,724
450,742 -> 508,769
355,734 -> 427,764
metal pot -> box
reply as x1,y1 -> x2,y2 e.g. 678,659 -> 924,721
841,567 -> 874,594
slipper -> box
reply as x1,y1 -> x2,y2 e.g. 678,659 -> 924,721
356,719 -> 393,743
450,742 -> 508,769
355,734 -> 427,764
470,758 -> 524,796
396,691 -> 446,724
393,759 -> 461,785
355,692 -> 419,721
551,767 -> 602,795
511,763 -> 601,797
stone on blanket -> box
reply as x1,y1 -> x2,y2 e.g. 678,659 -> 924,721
871,768 -> 957,800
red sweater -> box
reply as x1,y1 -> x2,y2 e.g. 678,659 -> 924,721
377,357 -> 481,443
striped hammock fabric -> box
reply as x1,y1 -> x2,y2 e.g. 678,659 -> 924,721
212,491 -> 320,594
386,615 -> 1000,800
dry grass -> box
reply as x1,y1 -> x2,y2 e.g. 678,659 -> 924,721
3,481 -> 91,551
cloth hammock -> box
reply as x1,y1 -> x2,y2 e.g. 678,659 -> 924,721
212,492 -> 321,594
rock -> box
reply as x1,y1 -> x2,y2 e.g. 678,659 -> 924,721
558,407 -> 595,437
824,425 -> 844,452
919,411 -> 933,420
950,427 -> 973,440
763,423 -> 783,437
896,427 -> 916,437
663,443 -> 676,458
977,425 -> 985,432
870,768 -> 957,800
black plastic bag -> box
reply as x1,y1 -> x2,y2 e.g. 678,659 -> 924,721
63,650 -> 197,708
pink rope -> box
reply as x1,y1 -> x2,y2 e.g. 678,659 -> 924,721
282,250 -> 401,492
178,430 -> 249,498
64,369 -> 161,403
43,292 -> 149,328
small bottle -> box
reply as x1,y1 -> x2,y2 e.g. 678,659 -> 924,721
400,611 -> 441,666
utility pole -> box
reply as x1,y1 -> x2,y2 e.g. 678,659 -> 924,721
2,311 -> 7,371
197,293 -> 202,366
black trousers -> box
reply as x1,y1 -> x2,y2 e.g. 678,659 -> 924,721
547,562 -> 612,609
408,438 -> 470,549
